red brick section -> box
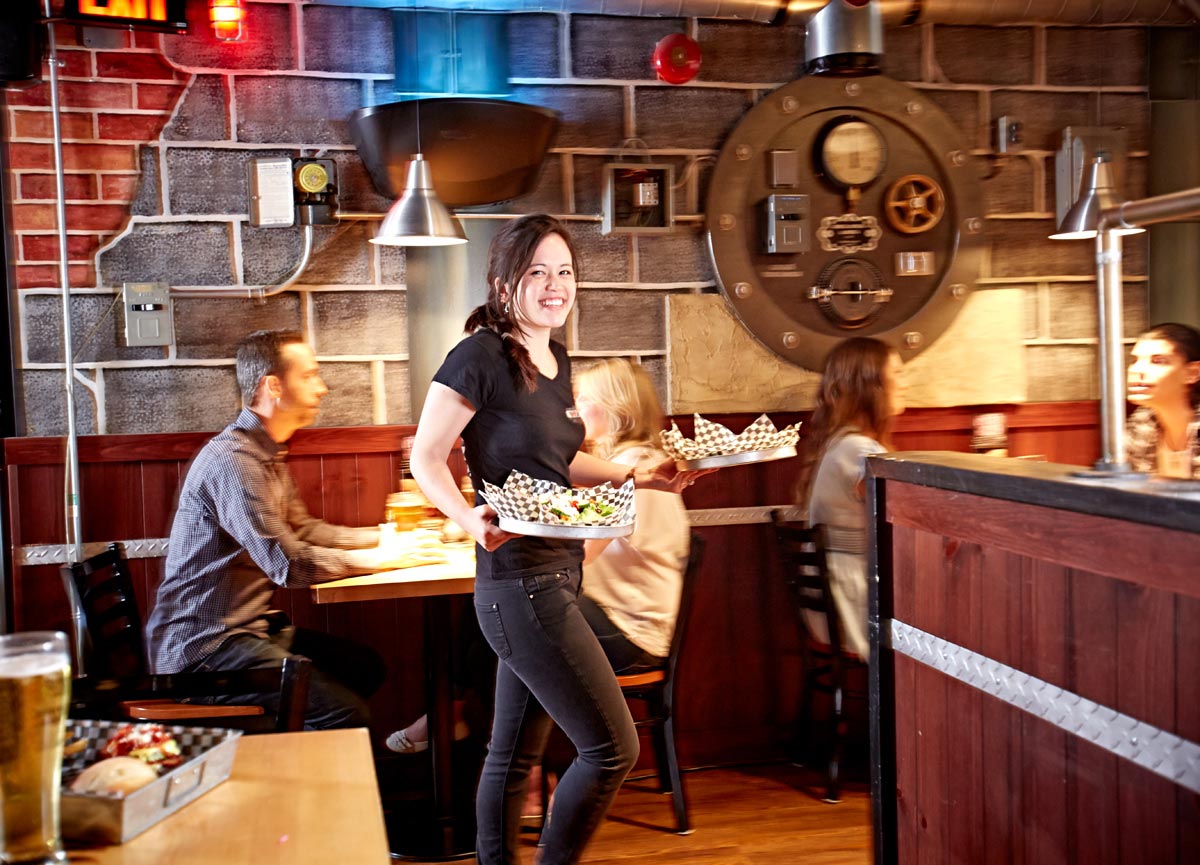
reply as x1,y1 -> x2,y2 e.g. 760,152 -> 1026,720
7,33 -> 187,289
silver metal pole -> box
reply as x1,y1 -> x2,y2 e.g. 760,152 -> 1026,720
45,10 -> 84,564
1094,228 -> 1128,471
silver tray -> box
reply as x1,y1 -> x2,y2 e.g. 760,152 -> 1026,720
498,516 -> 634,539
675,444 -> 797,470
61,720 -> 241,845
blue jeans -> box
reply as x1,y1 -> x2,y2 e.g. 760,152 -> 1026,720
474,566 -> 638,865
188,627 -> 385,731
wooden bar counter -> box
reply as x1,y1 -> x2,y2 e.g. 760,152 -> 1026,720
865,452 -> 1200,865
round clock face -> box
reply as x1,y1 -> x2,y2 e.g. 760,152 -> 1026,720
819,119 -> 887,188
296,162 -> 330,194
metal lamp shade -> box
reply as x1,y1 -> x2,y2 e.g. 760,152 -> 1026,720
1050,156 -> 1144,240
369,154 -> 467,247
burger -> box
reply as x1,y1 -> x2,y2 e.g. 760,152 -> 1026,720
100,723 -> 184,771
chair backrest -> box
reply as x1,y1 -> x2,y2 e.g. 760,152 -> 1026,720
70,656 -> 313,733
60,543 -> 146,679
665,532 -> 707,685
770,514 -> 848,657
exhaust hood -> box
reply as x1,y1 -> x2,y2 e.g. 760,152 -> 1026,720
349,98 -> 559,208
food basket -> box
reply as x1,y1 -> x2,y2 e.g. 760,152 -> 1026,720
482,470 -> 636,539
661,414 -> 800,469
61,719 -> 242,845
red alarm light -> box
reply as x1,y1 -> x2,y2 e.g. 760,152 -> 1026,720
652,33 -> 701,85
209,0 -> 245,42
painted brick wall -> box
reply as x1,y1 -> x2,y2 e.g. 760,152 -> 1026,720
3,1 -> 1149,435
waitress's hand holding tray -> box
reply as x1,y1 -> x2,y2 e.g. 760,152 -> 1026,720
661,413 -> 801,470
482,471 -> 636,539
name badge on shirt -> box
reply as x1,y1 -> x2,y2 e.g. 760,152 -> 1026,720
565,407 -> 581,423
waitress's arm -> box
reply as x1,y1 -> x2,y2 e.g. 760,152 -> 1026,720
410,382 -> 514,552
569,450 -> 710,493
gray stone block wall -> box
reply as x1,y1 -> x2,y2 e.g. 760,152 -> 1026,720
16,4 -> 1157,434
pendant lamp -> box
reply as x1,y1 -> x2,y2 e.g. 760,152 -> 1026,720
1050,154 -> 1144,240
369,153 -> 467,247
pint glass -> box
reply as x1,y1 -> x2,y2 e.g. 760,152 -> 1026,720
0,632 -> 70,865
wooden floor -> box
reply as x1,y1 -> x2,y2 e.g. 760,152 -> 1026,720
460,762 -> 872,865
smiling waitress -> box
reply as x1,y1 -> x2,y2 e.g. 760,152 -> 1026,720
409,213 -> 700,865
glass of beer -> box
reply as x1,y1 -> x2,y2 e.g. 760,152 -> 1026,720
0,631 -> 70,865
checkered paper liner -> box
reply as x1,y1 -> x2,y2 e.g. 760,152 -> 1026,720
660,413 -> 801,460
62,720 -> 240,786
481,470 -> 636,527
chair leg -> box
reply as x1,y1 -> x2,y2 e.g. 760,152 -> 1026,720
824,683 -> 843,804
662,714 -> 691,834
796,667 -> 814,766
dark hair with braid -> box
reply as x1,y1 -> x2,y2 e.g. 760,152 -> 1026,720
464,213 -> 580,392
1140,322 -> 1200,408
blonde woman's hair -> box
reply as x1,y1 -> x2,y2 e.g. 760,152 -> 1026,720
575,359 -> 665,460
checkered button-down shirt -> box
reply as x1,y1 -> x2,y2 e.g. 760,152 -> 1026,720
146,408 -> 377,673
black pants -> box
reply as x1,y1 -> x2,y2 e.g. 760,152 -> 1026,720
190,627 -> 386,730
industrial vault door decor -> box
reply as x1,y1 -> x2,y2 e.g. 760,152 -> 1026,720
706,73 -> 985,369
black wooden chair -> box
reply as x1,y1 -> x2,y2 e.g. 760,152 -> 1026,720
770,514 -> 868,803
61,542 -> 309,732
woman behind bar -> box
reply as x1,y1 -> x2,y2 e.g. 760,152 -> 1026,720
576,359 -> 689,675
409,213 -> 699,865
794,337 -> 907,658
1126,322 -> 1200,478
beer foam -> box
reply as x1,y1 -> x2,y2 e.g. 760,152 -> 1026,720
0,652 -> 69,678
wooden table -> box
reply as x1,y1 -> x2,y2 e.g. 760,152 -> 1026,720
312,545 -> 476,861
67,729 -> 389,865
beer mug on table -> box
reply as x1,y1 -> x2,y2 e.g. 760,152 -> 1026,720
0,632 -> 70,865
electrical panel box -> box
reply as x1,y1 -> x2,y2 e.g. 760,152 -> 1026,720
122,282 -> 174,347
248,157 -> 295,228
761,194 -> 810,254
601,162 -> 675,235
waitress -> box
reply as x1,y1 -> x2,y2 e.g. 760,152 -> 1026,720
409,213 -> 697,865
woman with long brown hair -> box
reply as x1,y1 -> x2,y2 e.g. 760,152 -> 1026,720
794,337 -> 906,658
408,214 -> 699,865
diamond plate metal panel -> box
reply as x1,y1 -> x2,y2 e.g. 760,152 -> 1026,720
17,538 -> 170,566
889,620 -> 1200,794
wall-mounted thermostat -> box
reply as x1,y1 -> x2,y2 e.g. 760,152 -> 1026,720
601,162 -> 675,235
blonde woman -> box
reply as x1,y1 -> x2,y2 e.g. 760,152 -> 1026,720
794,337 -> 907,659
575,359 -> 690,674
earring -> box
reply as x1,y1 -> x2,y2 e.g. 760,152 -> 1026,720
503,300 -> 510,315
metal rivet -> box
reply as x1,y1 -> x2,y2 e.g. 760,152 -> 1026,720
719,213 -> 736,230
950,283 -> 966,299
905,101 -> 923,115
1130,736 -> 1139,746
734,281 -> 752,298
781,96 -> 798,114
904,331 -> 922,348
950,150 -> 966,167
529,594 -> 534,599
782,332 -> 799,349
845,81 -> 861,97
965,217 -> 983,234
735,144 -> 752,161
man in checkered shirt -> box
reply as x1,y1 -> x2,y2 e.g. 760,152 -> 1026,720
146,330 -> 407,729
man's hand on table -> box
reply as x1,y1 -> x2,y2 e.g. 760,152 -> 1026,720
346,530 -> 449,572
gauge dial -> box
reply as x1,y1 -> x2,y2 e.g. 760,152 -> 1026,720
818,119 -> 887,188
296,162 -> 330,194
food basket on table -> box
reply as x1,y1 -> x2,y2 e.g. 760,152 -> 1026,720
661,413 -> 801,469
482,470 -> 636,539
61,719 -> 241,845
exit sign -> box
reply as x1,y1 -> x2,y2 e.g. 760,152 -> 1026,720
63,0 -> 189,33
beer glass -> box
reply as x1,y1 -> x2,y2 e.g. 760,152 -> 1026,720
0,632 -> 70,865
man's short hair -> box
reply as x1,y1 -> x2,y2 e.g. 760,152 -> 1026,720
235,330 -> 305,406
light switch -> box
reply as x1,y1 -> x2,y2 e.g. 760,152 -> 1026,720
123,282 -> 174,347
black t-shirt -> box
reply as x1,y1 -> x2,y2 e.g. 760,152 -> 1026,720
433,329 -> 585,580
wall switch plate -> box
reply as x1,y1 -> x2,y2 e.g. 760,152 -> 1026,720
123,282 -> 174,347
601,162 -> 675,235
248,157 -> 295,227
